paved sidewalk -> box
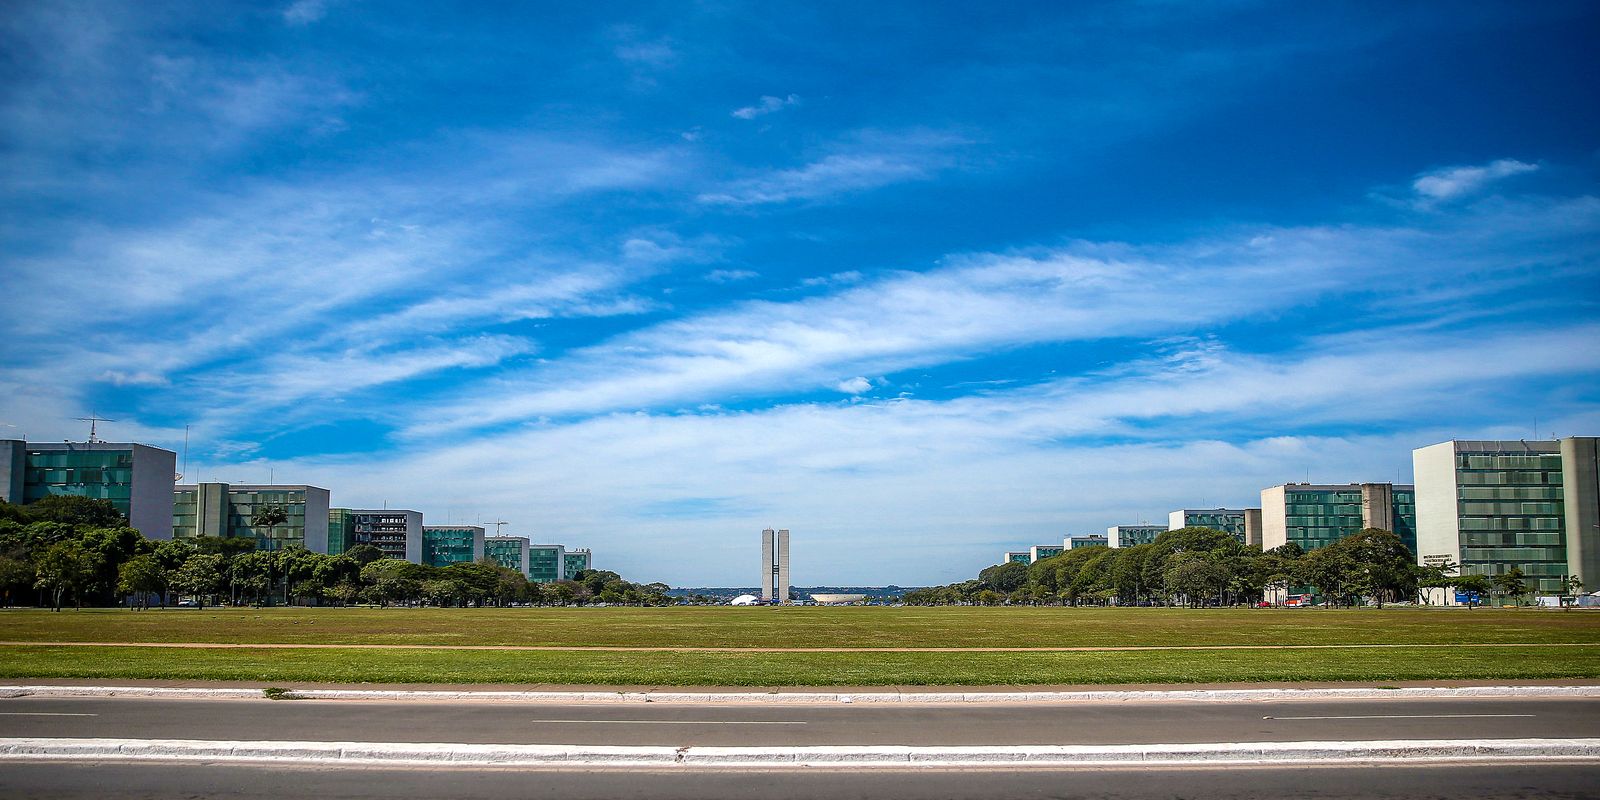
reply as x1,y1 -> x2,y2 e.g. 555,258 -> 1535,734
3,736 -> 1597,767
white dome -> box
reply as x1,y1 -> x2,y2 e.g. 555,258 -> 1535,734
729,594 -> 761,605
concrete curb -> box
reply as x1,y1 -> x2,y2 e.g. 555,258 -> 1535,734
3,684 -> 1600,704
0,737 -> 1596,767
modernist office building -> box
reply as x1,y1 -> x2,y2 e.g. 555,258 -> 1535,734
1107,524 -> 1169,548
761,528 -> 791,603
485,536 -> 531,577
1067,534 -> 1109,549
326,509 -> 423,561
172,483 -> 331,552
1,439 -> 177,540
563,548 -> 591,579
1168,508 -> 1257,545
1260,482 -> 1417,554
1414,438 -> 1598,596
529,544 -> 566,583
1002,550 -> 1031,564
1029,544 -> 1064,562
421,525 -> 485,567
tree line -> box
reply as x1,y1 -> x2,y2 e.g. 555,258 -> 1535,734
903,526 -> 1578,608
0,497 -> 671,609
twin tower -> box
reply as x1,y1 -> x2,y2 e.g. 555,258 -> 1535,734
760,528 -> 790,603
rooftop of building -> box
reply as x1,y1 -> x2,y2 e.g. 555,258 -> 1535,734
176,482 -> 329,491
9,439 -> 175,455
1268,482 -> 1415,491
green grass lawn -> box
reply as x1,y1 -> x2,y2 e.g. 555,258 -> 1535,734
1,606 -> 1595,686
1,606 -> 1596,647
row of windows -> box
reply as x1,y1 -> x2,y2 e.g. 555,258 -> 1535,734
1462,547 -> 1566,563
1459,517 -> 1563,531
1285,494 -> 1361,505
1458,454 -> 1561,470
1459,501 -> 1564,515
1457,471 -> 1561,486
1461,562 -> 1568,577
1459,486 -> 1564,501
1461,531 -> 1566,546
28,486 -> 131,502
26,452 -> 134,468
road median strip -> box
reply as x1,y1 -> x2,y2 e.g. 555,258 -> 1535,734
1,737 -> 1596,767
1,640 -> 1595,653
3,684 -> 1599,703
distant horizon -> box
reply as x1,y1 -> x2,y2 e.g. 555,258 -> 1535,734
2,2 -> 1597,587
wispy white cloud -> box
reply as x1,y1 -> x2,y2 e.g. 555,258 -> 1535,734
218,321 -> 1600,584
1412,158 -> 1538,202
409,191 -> 1600,434
697,131 -> 969,205
800,270 -> 864,288
705,269 -> 759,283
282,0 -> 330,26
731,93 -> 800,120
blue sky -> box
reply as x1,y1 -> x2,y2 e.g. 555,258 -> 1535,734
2,1 -> 1598,586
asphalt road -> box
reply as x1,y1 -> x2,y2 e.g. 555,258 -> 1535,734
0,695 -> 1595,746
1,761 -> 1597,800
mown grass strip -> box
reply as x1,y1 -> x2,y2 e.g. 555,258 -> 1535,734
1,644 -> 1597,686
1,607 -> 1596,648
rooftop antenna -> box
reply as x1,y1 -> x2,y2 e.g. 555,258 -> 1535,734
179,424 -> 189,482
74,414 -> 115,443
488,520 -> 510,536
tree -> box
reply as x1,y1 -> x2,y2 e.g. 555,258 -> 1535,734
34,542 -> 97,611
117,554 -> 166,610
1297,546 -> 1356,607
978,561 -> 1028,593
1494,567 -> 1528,607
252,505 -> 290,551
1336,529 -> 1416,608
1453,574 -> 1493,609
230,551 -> 274,606
1164,553 -> 1228,607
170,553 -> 225,609
344,544 -> 384,566
360,559 -> 424,606
1413,559 -> 1458,605
0,556 -> 33,607
24,495 -> 125,527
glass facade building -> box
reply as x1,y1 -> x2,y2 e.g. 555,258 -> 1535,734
1,440 -> 176,541
486,536 -> 531,577
1003,550 -> 1031,564
1260,483 -> 1417,555
173,483 -> 330,553
529,544 -> 566,583
1167,509 -> 1254,544
1067,534 -> 1109,549
563,548 -> 591,579
422,525 -> 484,567
1107,525 -> 1168,548
327,508 -> 354,556
1028,544 -> 1064,562
1415,439 -> 1599,596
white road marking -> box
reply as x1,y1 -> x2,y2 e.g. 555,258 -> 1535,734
0,712 -> 98,717
530,719 -> 805,725
1264,713 -> 1535,720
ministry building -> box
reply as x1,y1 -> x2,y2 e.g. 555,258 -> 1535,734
1,439 -> 177,541
1414,438 -> 1598,595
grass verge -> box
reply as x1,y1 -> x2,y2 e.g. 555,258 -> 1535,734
2,606 -> 1597,648
0,644 -> 1597,686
